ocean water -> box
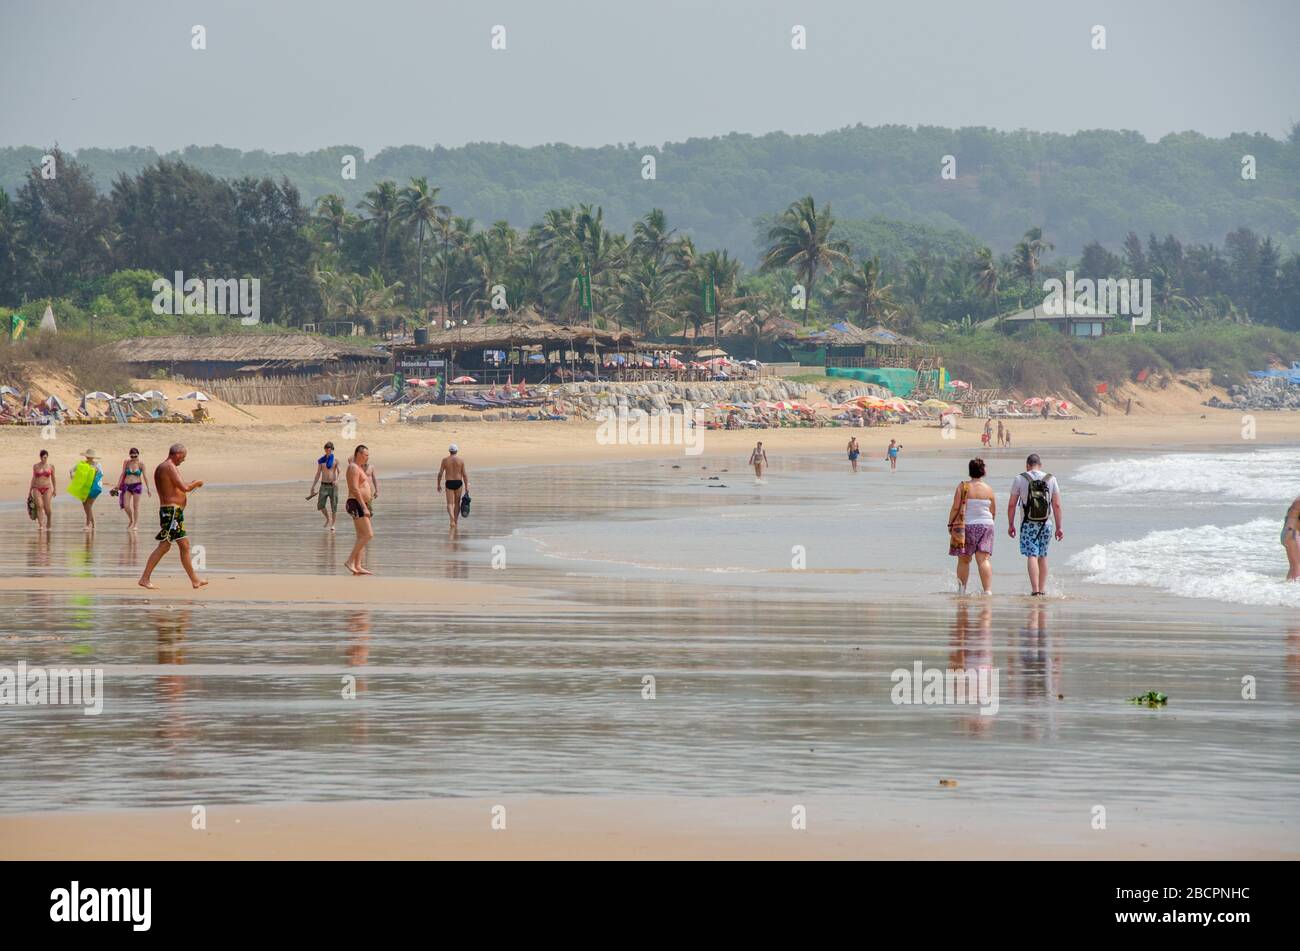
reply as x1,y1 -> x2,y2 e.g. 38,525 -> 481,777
0,444 -> 1297,840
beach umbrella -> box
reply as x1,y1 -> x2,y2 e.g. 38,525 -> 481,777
140,390 -> 167,400
451,376 -> 477,384
179,390 -> 211,401
83,391 -> 116,401
0,385 -> 21,397
1022,397 -> 1047,407
117,392 -> 146,401
922,398 -> 952,410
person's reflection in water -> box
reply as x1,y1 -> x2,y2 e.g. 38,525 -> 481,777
1287,627 -> 1300,698
949,599 -> 994,736
27,531 -> 52,571
118,531 -> 139,570
443,536 -> 470,580
317,529 -> 337,575
152,607 -> 193,748
346,609 -> 371,741
1012,600 -> 1060,740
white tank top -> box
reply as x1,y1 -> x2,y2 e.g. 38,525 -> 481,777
964,496 -> 994,526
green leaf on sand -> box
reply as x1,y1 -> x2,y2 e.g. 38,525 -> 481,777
1128,691 -> 1168,707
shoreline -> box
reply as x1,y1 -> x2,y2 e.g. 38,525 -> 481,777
1,796 -> 1292,860
2,408 -> 1294,502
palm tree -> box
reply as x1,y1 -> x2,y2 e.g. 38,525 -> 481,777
631,209 -> 675,269
396,177 -> 448,318
971,246 -> 999,315
760,195 -> 851,324
1013,226 -> 1054,300
901,257 -> 934,321
358,180 -> 399,276
313,194 -> 350,249
621,260 -> 678,335
834,257 -> 896,326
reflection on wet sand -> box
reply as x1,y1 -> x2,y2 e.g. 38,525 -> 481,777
949,599 -> 994,736
153,608 -> 192,747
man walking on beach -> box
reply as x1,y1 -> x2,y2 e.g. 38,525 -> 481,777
139,443 -> 207,590
436,443 -> 468,531
1007,453 -> 1063,596
344,445 -> 374,575
308,441 -> 340,530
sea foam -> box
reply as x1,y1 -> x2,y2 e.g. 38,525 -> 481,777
1069,517 -> 1300,607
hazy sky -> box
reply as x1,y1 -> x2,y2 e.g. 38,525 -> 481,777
2,0 -> 1296,154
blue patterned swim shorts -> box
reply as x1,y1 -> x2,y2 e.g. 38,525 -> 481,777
1018,520 -> 1052,557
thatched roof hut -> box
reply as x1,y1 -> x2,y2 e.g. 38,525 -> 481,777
413,319 -> 636,352
98,334 -> 387,379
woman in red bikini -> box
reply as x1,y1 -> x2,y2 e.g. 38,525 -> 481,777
28,449 -> 55,530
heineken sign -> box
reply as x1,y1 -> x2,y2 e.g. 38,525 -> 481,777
578,270 -> 592,310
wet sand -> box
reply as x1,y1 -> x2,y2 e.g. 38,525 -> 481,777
4,796 -> 1292,860
1,439 -> 1297,860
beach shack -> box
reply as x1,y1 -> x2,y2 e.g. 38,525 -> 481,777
779,322 -> 944,397
390,317 -> 639,386
991,302 -> 1114,338
97,334 -> 388,380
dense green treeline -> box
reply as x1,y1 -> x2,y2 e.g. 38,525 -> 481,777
2,148 -> 1299,351
3,123 -> 1298,263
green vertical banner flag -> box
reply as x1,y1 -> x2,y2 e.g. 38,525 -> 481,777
10,314 -> 25,340
703,272 -> 716,315
578,269 -> 592,311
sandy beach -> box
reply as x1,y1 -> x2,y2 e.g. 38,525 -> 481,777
2,395 -> 1294,499
3,795 -> 1292,860
2,393 -> 1298,861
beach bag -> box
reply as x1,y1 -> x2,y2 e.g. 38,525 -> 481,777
459,493 -> 471,518
948,481 -> 969,549
27,495 -> 38,520
87,468 -> 104,501
67,461 -> 97,502
1021,472 -> 1053,522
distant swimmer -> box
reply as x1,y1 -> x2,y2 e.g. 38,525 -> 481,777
139,443 -> 207,590
344,444 -> 374,575
437,443 -> 468,531
885,439 -> 902,471
29,449 -> 55,531
308,441 -> 340,531
1071,428 -> 1096,436
847,436 -> 860,473
1282,495 -> 1300,581
749,441 -> 768,481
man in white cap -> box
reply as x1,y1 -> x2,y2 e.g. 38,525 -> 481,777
436,443 -> 468,532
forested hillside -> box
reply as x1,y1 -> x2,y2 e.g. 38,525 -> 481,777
4,123 -> 1298,263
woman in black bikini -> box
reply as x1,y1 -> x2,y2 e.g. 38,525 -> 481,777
117,447 -> 151,531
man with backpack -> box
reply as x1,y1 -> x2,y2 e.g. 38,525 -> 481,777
1007,453 -> 1063,596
